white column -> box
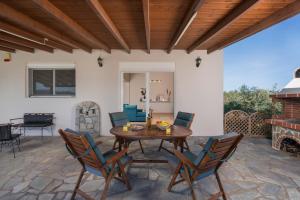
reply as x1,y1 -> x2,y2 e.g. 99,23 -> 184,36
145,72 -> 150,117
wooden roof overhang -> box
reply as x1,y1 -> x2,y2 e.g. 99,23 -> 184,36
0,0 -> 299,54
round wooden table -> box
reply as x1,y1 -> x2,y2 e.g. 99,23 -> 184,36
110,125 -> 192,163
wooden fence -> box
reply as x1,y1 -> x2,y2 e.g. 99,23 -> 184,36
224,110 -> 270,136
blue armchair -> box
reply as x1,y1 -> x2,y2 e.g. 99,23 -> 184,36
123,104 -> 146,122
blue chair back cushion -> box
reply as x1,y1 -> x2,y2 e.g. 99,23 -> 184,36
64,129 -> 106,164
109,112 -> 129,127
173,111 -> 194,128
181,133 -> 239,180
64,128 -> 132,177
194,133 -> 238,165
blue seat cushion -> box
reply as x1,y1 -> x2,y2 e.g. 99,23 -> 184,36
136,112 -> 146,117
177,137 -> 216,180
178,151 -> 215,180
86,150 -> 132,176
83,133 -> 106,164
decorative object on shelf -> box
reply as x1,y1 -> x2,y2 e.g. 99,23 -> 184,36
166,89 -> 172,101
140,88 -> 146,102
150,79 -> 162,83
4,53 -> 11,62
196,56 -> 202,67
97,56 -> 103,67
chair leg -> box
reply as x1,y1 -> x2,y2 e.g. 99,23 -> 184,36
11,141 -> 15,158
51,126 -> 53,136
215,172 -> 227,200
138,140 -> 144,154
41,127 -> 44,139
158,139 -> 164,151
101,164 -> 116,200
71,168 -> 85,200
168,162 -> 182,191
16,138 -> 21,152
183,165 -> 196,200
184,139 -> 190,151
117,160 -> 131,190
112,138 -> 118,150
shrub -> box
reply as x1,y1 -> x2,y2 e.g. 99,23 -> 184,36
224,85 -> 282,117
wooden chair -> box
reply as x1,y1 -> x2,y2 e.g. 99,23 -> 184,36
58,129 -> 132,200
158,111 -> 194,153
109,112 -> 144,153
168,132 -> 243,200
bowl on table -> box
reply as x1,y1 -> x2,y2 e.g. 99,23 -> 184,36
156,121 -> 171,130
130,124 -> 145,131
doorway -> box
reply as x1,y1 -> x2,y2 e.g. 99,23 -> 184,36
119,62 -> 175,123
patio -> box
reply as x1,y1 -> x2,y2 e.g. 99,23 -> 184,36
0,136 -> 299,200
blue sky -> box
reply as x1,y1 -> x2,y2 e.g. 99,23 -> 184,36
224,14 -> 300,91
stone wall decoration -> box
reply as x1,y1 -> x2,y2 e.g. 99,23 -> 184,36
75,101 -> 100,135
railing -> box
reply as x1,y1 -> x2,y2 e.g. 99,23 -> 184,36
224,110 -> 270,136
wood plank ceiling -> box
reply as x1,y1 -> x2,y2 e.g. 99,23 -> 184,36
0,0 -> 298,54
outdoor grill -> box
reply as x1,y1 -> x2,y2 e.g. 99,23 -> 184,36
266,68 -> 300,155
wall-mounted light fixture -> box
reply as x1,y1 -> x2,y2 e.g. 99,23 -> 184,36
196,57 -> 202,68
97,56 -> 103,67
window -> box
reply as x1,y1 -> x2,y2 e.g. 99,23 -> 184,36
28,68 -> 75,97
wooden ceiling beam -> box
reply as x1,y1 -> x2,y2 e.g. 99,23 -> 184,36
142,0 -> 150,54
0,45 -> 15,53
0,31 -> 53,53
0,21 -> 44,43
187,0 -> 259,53
45,40 -> 73,53
0,39 -> 34,53
0,21 -> 73,53
167,0 -> 206,53
86,0 -> 129,53
0,2 -> 91,53
207,1 -> 300,54
32,0 -> 110,53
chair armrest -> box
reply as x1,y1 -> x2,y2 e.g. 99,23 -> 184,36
174,150 -> 197,170
105,148 -> 128,165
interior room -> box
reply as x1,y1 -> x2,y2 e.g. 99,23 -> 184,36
149,72 -> 174,123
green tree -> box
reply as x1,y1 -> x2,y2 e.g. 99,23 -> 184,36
224,85 -> 282,116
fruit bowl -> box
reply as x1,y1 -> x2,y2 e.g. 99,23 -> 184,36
156,121 -> 171,130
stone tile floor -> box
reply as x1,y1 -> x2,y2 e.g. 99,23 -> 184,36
0,136 -> 299,200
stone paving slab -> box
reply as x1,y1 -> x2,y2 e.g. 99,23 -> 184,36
0,136 -> 299,200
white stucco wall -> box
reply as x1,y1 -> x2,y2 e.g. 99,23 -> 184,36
0,49 -> 223,136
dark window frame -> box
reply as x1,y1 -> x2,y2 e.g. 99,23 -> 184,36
28,68 -> 76,97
